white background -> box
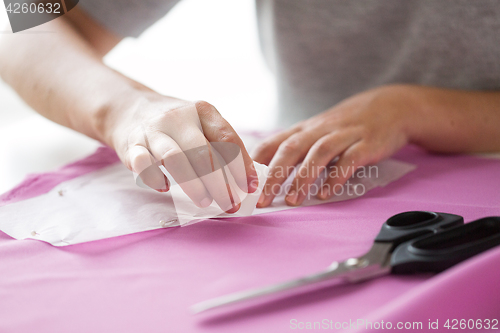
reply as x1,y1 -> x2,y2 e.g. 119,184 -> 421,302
0,0 -> 277,194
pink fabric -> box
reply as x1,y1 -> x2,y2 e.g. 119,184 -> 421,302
0,146 -> 120,207
0,145 -> 499,333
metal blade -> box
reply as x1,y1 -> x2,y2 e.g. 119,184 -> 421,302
191,242 -> 392,314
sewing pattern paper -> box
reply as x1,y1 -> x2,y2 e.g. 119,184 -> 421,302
0,157 -> 415,246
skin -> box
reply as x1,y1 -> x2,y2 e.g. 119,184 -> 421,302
254,85 -> 500,207
1,10 -> 499,210
0,8 -> 258,213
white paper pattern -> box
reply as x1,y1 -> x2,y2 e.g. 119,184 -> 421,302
0,159 -> 415,246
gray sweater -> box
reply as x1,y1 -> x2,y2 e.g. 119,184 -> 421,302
80,0 -> 500,126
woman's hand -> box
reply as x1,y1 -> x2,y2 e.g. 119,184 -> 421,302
0,3 -> 259,214
253,85 -> 420,207
102,92 -> 258,213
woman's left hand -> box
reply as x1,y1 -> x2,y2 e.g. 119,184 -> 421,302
253,85 -> 420,207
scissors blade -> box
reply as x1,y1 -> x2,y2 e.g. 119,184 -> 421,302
191,242 -> 392,314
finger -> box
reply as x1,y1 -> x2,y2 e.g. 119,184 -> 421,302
181,134 -> 242,214
206,143 -> 242,213
285,131 -> 360,206
128,145 -> 169,192
147,131 -> 213,208
150,103 -> 241,213
210,141 -> 249,195
184,139 -> 242,213
251,127 -> 300,166
195,101 -> 259,193
318,142 -> 371,200
165,103 -> 244,213
161,127 -> 242,214
257,132 -> 321,208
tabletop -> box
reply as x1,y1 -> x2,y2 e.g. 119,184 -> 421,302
1,145 -> 499,333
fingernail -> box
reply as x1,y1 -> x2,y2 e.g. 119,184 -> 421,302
164,175 -> 170,191
285,190 -> 299,206
200,197 -> 212,208
248,176 -> 258,193
157,183 -> 169,192
257,194 -> 266,207
157,175 -> 170,192
226,202 -> 241,214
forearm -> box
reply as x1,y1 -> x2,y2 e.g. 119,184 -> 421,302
0,14 -> 151,145
400,85 -> 500,153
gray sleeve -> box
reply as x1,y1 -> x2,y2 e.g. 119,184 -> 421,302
78,0 -> 181,38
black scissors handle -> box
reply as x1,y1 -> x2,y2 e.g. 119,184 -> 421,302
374,211 -> 464,248
390,216 -> 500,274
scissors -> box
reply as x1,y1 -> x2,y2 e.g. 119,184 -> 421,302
191,211 -> 500,314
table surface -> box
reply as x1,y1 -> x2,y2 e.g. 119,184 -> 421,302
1,145 -> 500,333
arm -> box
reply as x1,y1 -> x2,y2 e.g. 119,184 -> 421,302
404,86 -> 500,153
0,7 -> 125,142
253,84 -> 500,207
0,9 -> 258,212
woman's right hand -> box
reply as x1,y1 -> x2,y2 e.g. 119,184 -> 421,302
0,7 -> 256,215
101,93 -> 258,213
